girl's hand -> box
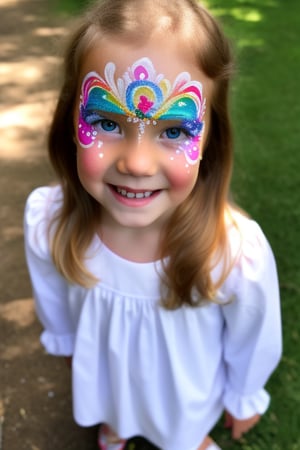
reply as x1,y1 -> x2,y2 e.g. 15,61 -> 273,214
224,410 -> 260,439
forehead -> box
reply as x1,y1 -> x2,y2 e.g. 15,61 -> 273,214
78,35 -> 213,97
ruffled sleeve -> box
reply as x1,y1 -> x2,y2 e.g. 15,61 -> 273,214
24,186 -> 75,356
221,216 -> 282,419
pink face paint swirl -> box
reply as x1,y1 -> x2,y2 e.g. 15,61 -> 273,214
78,57 -> 206,163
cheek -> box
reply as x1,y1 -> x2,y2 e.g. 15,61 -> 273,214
164,137 -> 202,191
77,145 -> 106,179
165,156 -> 200,191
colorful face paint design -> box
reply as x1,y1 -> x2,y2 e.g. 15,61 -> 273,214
78,57 -> 206,164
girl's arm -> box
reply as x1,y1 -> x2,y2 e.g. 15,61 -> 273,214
24,187 -> 75,357
221,220 -> 282,436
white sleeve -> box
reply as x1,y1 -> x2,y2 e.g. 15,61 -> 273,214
24,187 -> 75,356
222,219 -> 282,420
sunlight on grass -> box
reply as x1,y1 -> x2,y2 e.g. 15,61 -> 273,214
236,38 -> 264,49
231,8 -> 263,22
207,7 -> 263,22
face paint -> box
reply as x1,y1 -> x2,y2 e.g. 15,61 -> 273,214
78,57 -> 206,163
179,133 -> 204,165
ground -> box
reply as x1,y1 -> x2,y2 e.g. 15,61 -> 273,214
0,1 -> 100,448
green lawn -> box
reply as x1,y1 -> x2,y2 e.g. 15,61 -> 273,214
203,0 -> 300,448
54,0 -> 300,448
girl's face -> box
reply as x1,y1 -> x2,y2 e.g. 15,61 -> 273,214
74,35 -> 212,232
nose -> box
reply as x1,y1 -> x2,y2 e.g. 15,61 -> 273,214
116,135 -> 158,176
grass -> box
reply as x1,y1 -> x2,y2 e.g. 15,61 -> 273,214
53,0 -> 300,447
52,0 -> 90,14
203,0 -> 300,448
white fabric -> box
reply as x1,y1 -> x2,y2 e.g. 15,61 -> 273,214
24,186 -> 282,450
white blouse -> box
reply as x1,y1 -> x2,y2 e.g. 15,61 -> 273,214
24,186 -> 282,450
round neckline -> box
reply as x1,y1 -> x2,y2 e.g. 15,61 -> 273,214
91,233 -> 163,267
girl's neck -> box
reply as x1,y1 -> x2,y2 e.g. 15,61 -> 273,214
98,222 -> 163,263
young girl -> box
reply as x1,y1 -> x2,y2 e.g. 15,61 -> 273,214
24,0 -> 282,449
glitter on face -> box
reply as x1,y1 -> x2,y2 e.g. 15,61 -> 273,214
77,57 -> 206,163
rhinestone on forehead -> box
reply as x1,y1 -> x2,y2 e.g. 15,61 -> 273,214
78,57 -> 206,162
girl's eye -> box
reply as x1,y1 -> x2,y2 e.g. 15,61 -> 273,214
83,112 -> 120,133
161,126 -> 191,141
100,119 -> 118,132
165,127 -> 182,139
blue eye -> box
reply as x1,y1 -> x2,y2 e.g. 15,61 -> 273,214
165,127 -> 182,139
83,110 -> 120,133
162,120 -> 203,141
100,119 -> 118,132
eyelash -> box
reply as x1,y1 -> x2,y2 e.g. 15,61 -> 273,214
82,111 -> 194,140
161,127 -> 193,140
83,112 -> 120,133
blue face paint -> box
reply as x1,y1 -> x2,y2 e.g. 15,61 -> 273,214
78,57 -> 206,163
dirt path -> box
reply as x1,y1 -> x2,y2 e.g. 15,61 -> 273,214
0,1 -> 98,448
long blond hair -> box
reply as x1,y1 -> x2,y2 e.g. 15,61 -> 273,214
48,0 -> 235,308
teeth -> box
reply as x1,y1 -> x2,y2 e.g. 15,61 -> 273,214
116,187 -> 153,199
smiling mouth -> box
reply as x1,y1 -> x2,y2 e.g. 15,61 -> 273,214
110,185 -> 158,199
